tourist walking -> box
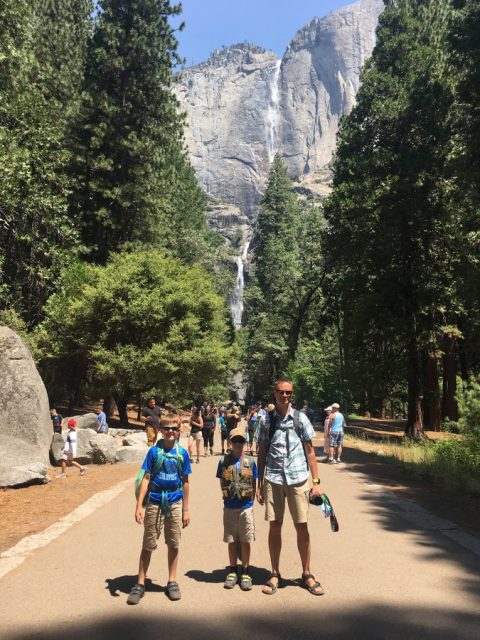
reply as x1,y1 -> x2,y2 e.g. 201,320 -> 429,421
257,379 -> 325,596
95,406 -> 108,433
141,397 -> 162,447
56,418 -> 86,478
50,408 -> 63,434
323,406 -> 332,458
202,404 -> 216,456
328,403 -> 346,464
188,408 -> 203,463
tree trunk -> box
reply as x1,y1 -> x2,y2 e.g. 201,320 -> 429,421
406,317 -> 424,438
442,332 -> 458,422
103,395 -> 116,420
379,399 -> 387,420
425,352 -> 441,432
114,394 -> 129,426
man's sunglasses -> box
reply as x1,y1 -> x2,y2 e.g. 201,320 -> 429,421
231,437 -> 245,443
275,390 -> 292,396
162,427 -> 179,433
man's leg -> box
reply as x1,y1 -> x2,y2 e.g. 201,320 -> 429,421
263,520 -> 282,592
294,522 -> 311,574
336,445 -> 343,462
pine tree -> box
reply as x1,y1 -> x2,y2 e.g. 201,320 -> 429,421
71,0 -> 191,261
0,1 -> 91,326
324,0 -> 460,435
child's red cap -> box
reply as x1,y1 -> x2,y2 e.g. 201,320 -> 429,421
67,419 -> 77,427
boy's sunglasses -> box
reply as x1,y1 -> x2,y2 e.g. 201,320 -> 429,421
163,427 -> 179,432
231,437 -> 245,443
275,390 -> 292,396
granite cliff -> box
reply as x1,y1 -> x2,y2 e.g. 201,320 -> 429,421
176,0 -> 384,226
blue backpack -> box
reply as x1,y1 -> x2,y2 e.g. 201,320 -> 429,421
135,443 -> 184,507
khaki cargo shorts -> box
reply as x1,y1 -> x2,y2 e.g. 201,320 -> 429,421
223,506 -> 255,543
264,478 -> 310,524
142,501 -> 182,551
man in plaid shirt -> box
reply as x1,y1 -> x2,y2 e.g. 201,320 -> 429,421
257,379 -> 324,596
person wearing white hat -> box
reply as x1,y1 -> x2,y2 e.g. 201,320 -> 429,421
323,406 -> 332,457
328,403 -> 346,464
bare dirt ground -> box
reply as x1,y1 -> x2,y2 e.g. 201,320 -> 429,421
0,464 -> 137,553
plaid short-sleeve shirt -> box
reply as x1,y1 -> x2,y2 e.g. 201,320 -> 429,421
257,408 -> 315,486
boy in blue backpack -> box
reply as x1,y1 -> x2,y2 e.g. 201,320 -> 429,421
128,413 -> 191,605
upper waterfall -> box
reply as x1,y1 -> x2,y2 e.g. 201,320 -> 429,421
266,59 -> 282,164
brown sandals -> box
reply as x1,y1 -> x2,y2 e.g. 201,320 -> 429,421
301,573 -> 324,596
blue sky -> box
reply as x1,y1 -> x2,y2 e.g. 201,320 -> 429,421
174,0 -> 356,66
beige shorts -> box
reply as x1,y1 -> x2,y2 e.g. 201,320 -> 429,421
223,506 -> 255,543
142,501 -> 182,551
146,426 -> 158,447
264,478 -> 310,524
189,431 -> 202,441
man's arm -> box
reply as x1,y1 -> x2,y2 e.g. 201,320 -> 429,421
182,475 -> 190,528
256,443 -> 267,505
304,441 -> 324,497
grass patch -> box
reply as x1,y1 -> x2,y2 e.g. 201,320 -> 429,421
346,434 -> 480,497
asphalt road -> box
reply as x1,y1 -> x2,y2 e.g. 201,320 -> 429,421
1,433 -> 480,640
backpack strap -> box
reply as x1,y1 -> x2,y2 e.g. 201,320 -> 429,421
268,409 -> 302,445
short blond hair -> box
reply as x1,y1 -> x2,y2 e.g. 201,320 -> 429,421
160,413 -> 178,428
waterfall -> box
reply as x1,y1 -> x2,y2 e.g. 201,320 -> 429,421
230,240 -> 250,329
266,59 -> 281,163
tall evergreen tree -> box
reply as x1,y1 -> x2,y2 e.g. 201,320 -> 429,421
324,0 -> 460,435
0,1 -> 91,326
71,0 -> 197,261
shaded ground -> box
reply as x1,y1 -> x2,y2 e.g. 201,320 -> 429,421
0,464 -> 137,553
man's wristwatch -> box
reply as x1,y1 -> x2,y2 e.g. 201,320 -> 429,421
312,478 -> 320,485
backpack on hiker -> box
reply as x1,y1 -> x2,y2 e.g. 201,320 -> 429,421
134,442 -> 184,506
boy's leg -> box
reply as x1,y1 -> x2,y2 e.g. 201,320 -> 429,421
137,548 -> 152,585
240,542 -> 251,568
167,546 -> 179,582
228,542 -> 238,567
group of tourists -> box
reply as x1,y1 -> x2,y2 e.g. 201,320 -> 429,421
127,378 -> 326,604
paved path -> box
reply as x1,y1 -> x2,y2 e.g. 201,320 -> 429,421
1,433 -> 480,640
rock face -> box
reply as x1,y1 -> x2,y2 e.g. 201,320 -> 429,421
176,0 -> 383,221
0,327 -> 51,487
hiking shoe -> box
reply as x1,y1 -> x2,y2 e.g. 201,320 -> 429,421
79,467 -> 86,476
55,473 -> 67,478
240,573 -> 253,591
224,569 -> 238,589
127,583 -> 145,605
166,581 -> 181,601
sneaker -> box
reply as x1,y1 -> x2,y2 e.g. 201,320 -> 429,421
333,459 -> 338,464
224,568 -> 238,589
196,458 -> 200,463
55,473 -> 67,478
166,581 -> 181,601
240,572 -> 253,591
79,467 -> 86,476
127,583 -> 145,605
328,459 -> 335,464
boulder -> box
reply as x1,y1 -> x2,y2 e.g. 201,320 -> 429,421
0,327 -> 51,487
116,446 -> 147,465
122,432 -> 147,447
50,429 -> 117,466
73,413 -> 97,430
